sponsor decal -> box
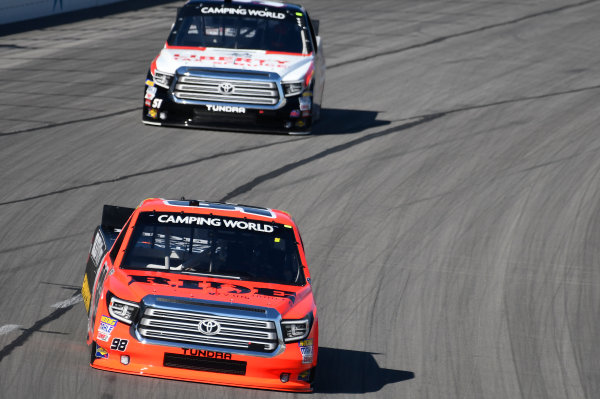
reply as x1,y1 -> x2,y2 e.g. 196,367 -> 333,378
129,276 -> 296,303
302,110 -> 310,117
157,214 -> 273,233
299,96 -> 311,111
90,232 -> 106,267
299,339 -> 313,364
182,348 -> 232,359
298,369 -> 311,382
145,99 -> 152,107
101,315 -> 117,326
99,315 -> 118,334
148,108 -> 158,119
295,120 -> 305,128
81,274 -> 91,312
200,7 -> 285,19
290,109 -> 300,118
95,346 -> 109,359
145,86 -> 157,100
96,330 -> 110,342
110,338 -> 129,351
206,105 -> 246,113
145,79 -> 155,87
171,54 -> 290,69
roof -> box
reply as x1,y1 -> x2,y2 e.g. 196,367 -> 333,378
137,198 -> 295,225
184,0 -> 305,13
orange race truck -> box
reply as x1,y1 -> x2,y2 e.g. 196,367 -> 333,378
82,198 -> 317,391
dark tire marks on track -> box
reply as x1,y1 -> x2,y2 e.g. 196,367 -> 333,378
328,0 -> 600,69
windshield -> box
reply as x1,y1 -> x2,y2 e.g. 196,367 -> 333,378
121,212 -> 305,286
168,5 -> 313,54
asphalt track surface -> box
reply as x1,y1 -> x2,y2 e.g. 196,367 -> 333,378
1,0 -> 600,398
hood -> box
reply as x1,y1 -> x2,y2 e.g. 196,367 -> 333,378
154,46 -> 313,80
117,270 -> 310,317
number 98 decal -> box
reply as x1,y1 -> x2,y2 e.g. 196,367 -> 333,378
111,338 -> 129,351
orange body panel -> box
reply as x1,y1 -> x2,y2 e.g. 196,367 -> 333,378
84,198 -> 317,392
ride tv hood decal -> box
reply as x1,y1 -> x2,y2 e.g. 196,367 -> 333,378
156,48 -> 312,75
129,275 -> 297,304
156,214 -> 274,233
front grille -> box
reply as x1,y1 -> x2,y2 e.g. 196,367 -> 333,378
164,352 -> 247,375
138,306 -> 279,352
173,72 -> 281,106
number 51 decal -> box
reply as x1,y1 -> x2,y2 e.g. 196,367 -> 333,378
152,98 -> 163,109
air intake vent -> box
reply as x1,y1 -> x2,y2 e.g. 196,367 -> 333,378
164,353 -> 247,375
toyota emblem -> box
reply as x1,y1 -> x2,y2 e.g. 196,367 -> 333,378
198,319 -> 221,335
218,82 -> 234,94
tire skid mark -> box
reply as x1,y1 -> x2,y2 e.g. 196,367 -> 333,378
0,108 -> 137,136
398,84 -> 600,123
329,0 -> 600,69
0,233 -> 86,255
3,84 -> 598,208
220,113 -> 446,202
0,138 -> 302,207
0,291 -> 81,363
220,83 -> 600,201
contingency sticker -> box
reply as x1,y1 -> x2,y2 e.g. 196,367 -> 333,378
96,330 -> 110,342
95,346 -> 109,359
298,369 -> 311,382
81,274 -> 91,312
299,339 -> 313,364
99,315 -> 118,334
90,232 -> 106,267
145,85 -> 157,100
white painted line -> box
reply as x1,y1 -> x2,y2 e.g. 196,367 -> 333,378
0,324 -> 22,335
50,294 -> 83,309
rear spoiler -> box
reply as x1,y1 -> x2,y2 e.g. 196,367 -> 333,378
101,204 -> 135,231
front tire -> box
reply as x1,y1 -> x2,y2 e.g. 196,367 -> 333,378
89,340 -> 96,365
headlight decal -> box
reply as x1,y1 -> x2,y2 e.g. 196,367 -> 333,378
107,294 -> 140,325
282,80 -> 304,97
281,312 -> 313,342
153,70 -> 173,88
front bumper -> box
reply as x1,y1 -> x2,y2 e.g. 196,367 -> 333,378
142,82 -> 313,134
90,321 -> 316,392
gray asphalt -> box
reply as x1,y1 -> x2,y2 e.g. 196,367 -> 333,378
1,0 -> 600,398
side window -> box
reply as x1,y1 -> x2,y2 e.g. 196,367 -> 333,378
109,219 -> 131,263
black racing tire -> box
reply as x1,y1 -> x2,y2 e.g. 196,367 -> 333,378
89,340 -> 96,365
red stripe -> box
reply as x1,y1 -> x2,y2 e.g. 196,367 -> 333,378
165,44 -> 207,51
265,50 -> 312,57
